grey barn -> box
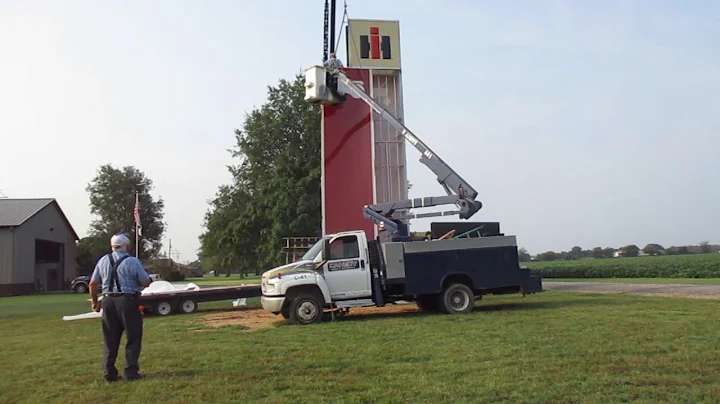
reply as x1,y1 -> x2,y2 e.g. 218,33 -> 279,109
0,198 -> 79,297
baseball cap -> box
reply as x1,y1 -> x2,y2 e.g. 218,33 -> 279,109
110,234 -> 130,247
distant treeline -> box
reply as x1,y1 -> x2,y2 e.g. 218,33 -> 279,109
520,241 -> 718,262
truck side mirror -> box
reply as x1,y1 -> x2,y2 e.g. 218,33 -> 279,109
322,239 -> 331,261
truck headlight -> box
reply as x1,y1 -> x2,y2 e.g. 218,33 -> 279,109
265,282 -> 278,293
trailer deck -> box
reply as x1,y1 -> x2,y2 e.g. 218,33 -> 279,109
140,283 -> 263,316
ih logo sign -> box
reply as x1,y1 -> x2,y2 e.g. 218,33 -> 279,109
360,27 -> 391,60
347,19 -> 401,68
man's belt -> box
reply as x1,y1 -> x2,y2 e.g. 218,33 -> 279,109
104,292 -> 136,297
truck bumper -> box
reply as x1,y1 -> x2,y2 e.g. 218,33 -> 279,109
261,295 -> 286,314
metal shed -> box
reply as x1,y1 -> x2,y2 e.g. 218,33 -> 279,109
0,198 -> 79,297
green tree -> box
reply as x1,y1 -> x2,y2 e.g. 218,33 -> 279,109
199,185 -> 263,277
76,235 -> 111,273
85,164 -> 166,259
699,241 -> 711,254
665,246 -> 679,255
569,246 -> 583,260
199,72 -> 322,273
619,244 -> 640,257
536,251 -> 558,261
518,247 -> 532,262
642,243 -> 664,256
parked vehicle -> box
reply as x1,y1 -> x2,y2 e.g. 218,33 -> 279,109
261,228 -> 541,325
70,275 -> 91,294
259,66 -> 543,325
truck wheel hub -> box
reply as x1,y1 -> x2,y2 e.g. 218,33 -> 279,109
157,302 -> 172,315
182,301 -> 195,312
298,301 -> 317,320
449,291 -> 469,310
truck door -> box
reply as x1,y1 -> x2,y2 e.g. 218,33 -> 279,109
322,234 -> 372,299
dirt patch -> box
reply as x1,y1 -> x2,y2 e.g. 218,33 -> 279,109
198,309 -> 281,331
344,303 -> 419,316
193,303 -> 421,331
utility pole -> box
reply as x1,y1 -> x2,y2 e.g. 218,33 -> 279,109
168,238 -> 172,260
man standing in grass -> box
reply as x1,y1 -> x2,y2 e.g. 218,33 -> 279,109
89,234 -> 152,382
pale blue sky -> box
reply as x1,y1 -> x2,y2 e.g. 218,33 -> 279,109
1,0 -> 718,262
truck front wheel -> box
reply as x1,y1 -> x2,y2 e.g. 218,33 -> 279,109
288,293 -> 324,325
439,283 -> 474,314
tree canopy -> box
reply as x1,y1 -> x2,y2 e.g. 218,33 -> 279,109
198,73 -> 322,275
85,164 -> 166,260
75,234 -> 110,273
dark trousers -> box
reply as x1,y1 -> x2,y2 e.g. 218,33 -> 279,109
101,294 -> 143,380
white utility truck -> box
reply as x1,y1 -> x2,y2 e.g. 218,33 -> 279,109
260,66 -> 543,325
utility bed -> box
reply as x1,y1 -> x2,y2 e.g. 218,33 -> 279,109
375,235 -> 543,298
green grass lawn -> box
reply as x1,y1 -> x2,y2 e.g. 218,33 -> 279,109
1,291 -> 720,403
547,278 -> 720,285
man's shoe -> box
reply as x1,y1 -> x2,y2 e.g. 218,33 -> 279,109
105,375 -> 123,383
125,373 -> 145,381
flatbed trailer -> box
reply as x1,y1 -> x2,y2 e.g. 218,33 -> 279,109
140,284 -> 262,316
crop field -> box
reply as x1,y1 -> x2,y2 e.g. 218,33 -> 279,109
525,253 -> 720,279
2,290 -> 720,403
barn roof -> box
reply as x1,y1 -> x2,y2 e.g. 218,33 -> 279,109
0,198 -> 79,240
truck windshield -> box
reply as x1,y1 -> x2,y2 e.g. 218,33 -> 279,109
301,238 -> 327,261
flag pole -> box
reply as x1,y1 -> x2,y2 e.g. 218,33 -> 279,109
135,191 -> 140,257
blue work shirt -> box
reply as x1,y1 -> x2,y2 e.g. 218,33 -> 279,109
324,57 -> 343,69
91,251 -> 150,294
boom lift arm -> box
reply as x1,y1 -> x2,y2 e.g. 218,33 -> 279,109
304,65 -> 483,235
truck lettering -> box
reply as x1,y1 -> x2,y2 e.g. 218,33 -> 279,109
328,260 -> 360,271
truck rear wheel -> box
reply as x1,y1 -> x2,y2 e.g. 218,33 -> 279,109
288,293 -> 324,325
439,283 -> 474,314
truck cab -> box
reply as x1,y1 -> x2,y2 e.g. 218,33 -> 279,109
261,230 -> 375,324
